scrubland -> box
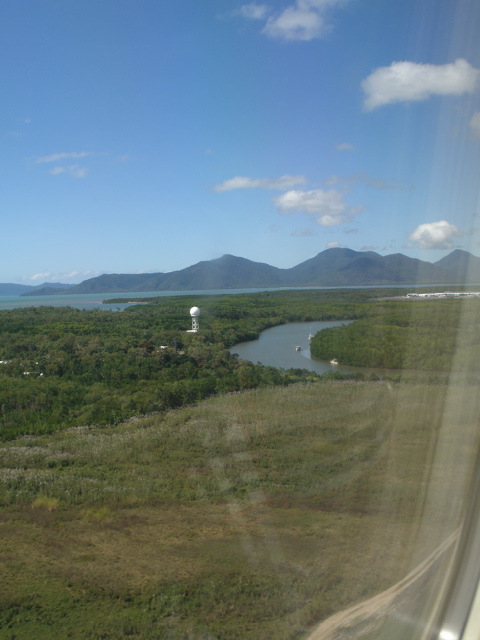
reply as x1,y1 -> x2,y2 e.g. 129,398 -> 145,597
1,381 -> 478,639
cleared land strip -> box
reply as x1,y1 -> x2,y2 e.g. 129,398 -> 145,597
306,529 -> 460,640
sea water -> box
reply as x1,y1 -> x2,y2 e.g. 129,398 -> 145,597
0,283 -> 434,312
0,288 -> 283,312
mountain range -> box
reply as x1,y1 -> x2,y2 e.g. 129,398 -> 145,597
2,249 -> 480,297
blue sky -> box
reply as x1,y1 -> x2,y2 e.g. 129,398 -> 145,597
2,0 -> 480,284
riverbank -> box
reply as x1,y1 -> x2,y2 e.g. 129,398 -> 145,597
229,321 -> 455,380
230,320 -> 350,376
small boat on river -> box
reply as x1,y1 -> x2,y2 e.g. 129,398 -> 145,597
330,358 -> 339,365
296,346 -> 301,351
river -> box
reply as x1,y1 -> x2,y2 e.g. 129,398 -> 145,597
229,321 -> 416,378
1,292 -> 450,378
230,321 -> 353,376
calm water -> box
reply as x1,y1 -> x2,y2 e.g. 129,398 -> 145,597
230,321 -> 427,378
0,283 -> 435,312
230,321 -> 354,376
0,288 -> 284,311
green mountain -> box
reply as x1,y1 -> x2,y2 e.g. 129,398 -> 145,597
285,249 -> 453,286
62,273 -> 153,295
8,249 -> 480,296
66,254 -> 286,294
433,249 -> 480,282
140,255 -> 286,291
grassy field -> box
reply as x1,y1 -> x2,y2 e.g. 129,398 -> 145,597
0,380 -> 478,639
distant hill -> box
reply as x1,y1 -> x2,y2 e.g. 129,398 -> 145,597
433,249 -> 480,282
21,285 -> 73,296
65,255 -> 287,294
0,282 -> 72,296
140,255 -> 286,291
4,249 -> 480,296
62,249 -> 480,294
0,283 -> 34,296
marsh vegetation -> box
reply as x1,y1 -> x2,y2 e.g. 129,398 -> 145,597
1,382 -> 478,639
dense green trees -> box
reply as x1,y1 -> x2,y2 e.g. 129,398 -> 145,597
310,299 -> 480,371
3,290 -> 476,440
4,290 -> 358,440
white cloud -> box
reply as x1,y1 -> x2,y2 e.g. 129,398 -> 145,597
408,220 -> 463,250
237,3 -> 269,20
362,58 -> 480,111
213,174 -> 307,192
263,4 -> 327,41
23,270 -> 101,284
335,142 -> 355,151
72,167 -> 89,178
469,112 -> 480,137
35,151 -> 95,178
49,165 -> 89,178
326,240 -> 340,248
274,188 -> 361,226
237,0 -> 346,42
29,272 -> 51,281
35,151 -> 92,164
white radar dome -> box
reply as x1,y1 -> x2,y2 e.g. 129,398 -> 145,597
190,306 -> 200,317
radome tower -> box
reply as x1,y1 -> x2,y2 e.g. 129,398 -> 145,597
187,306 -> 200,332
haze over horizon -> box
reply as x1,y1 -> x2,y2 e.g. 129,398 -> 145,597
2,0 -> 480,285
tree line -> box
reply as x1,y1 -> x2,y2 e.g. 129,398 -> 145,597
310,298 -> 480,371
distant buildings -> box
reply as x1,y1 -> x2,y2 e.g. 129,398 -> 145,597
406,292 -> 480,299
